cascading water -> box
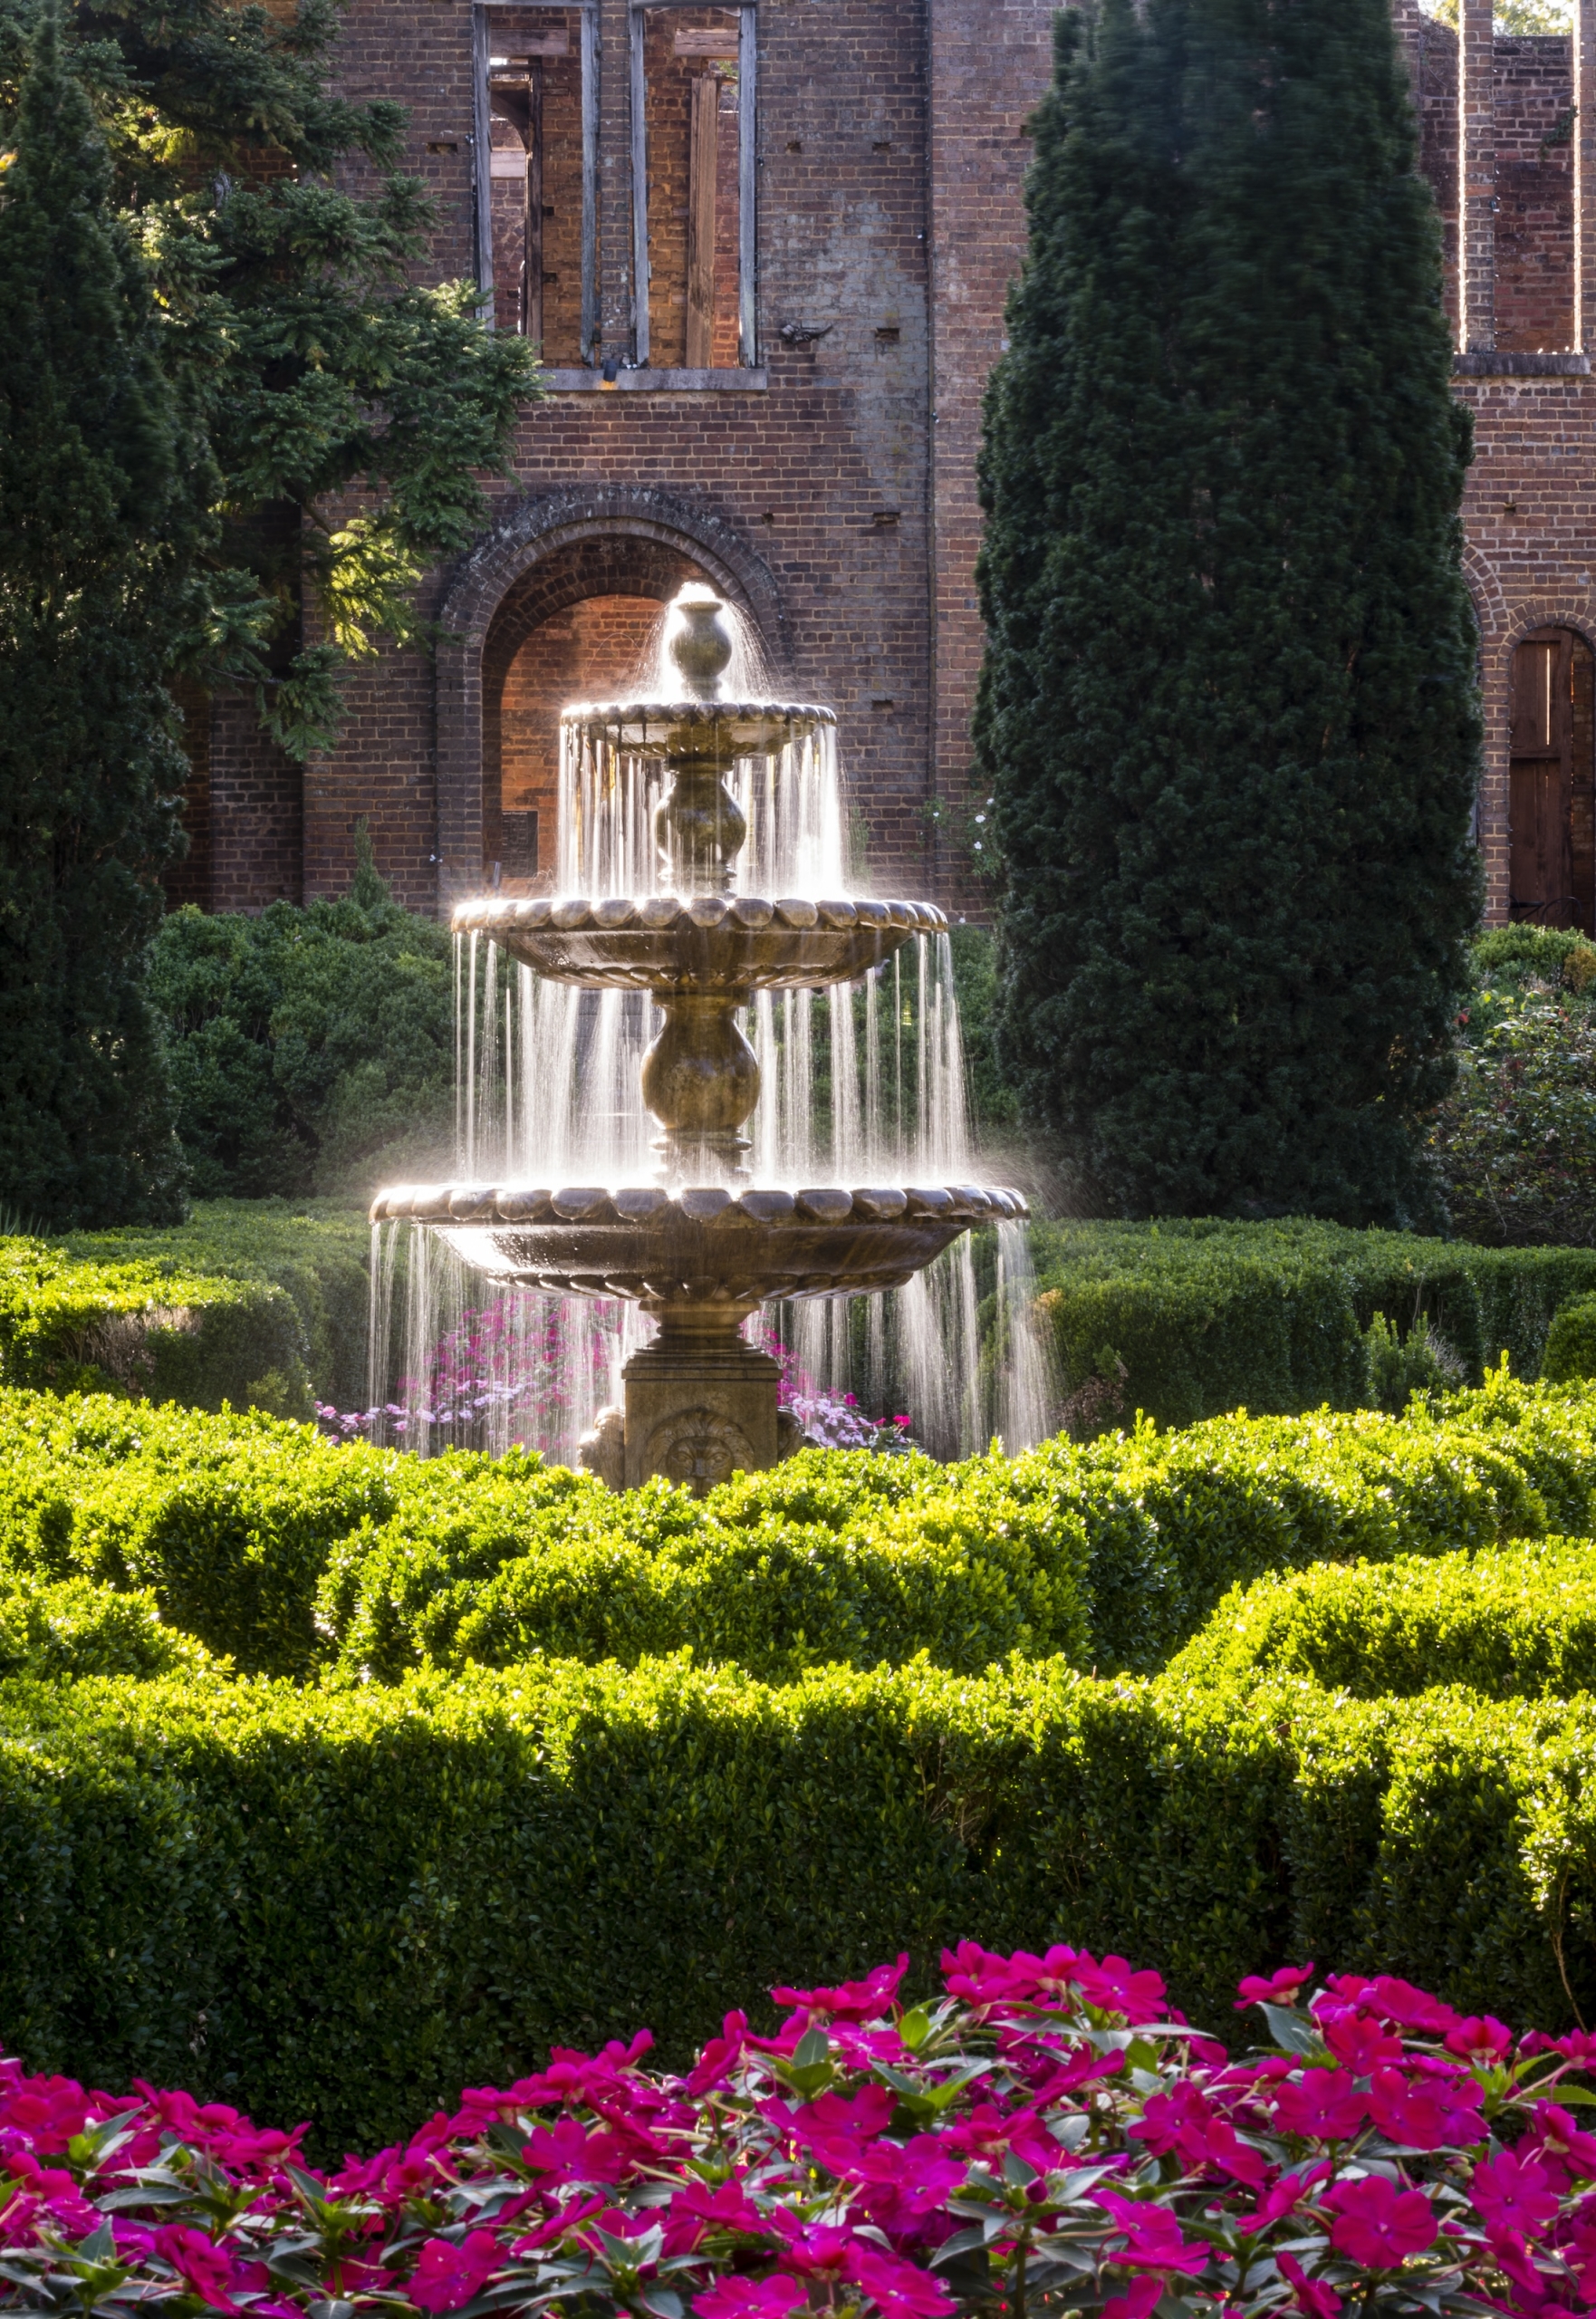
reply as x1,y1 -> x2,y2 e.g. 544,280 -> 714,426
368,586 -> 1057,1470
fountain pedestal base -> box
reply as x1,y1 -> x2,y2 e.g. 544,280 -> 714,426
580,1313 -> 801,1493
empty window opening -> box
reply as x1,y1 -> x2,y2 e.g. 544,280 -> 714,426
1509,624 -> 1596,933
473,3 -> 597,362
631,4 -> 755,368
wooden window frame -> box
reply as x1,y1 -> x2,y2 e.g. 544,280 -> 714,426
472,0 -> 600,363
628,0 -> 757,370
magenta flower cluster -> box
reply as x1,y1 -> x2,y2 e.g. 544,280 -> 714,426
314,1299 -> 621,1449
6,1949 -> 1591,2319
314,1309 -> 914,1458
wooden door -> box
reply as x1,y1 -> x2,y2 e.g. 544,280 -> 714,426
1510,626 -> 1577,926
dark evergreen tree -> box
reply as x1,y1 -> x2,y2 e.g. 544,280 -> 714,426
0,1 -> 198,1222
975,0 -> 1482,1224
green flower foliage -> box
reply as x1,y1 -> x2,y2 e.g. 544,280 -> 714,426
1166,1533 -> 1596,1699
146,870 -> 454,1200
975,0 -> 1480,1224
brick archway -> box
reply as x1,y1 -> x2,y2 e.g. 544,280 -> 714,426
483,534 -> 709,891
436,486 -> 790,912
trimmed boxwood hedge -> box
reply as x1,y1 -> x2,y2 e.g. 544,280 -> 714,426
5,1375 -> 1593,1682
1030,1217 -> 1596,1433
0,1239 -> 310,1415
62,1200 -> 374,1408
2,1653 -> 1592,2159
1165,1535 -> 1596,1700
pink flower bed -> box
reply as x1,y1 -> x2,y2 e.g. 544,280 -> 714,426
3,1948 -> 1593,2319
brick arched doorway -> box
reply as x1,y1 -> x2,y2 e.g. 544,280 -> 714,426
435,486 -> 787,914
482,534 -> 711,890
1509,624 -> 1596,932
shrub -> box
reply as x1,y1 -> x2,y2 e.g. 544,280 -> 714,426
316,1447 -> 1092,1683
0,1572 -> 214,1681
1166,1534 -> 1596,1700
5,1377 -> 1596,1683
1026,1216 -> 1596,1434
1471,922 -> 1596,991
1544,1292 -> 1596,1384
149,868 -> 454,1202
0,1390 -> 415,1676
975,0 -> 1477,1225
1022,1373 -> 1594,1672
0,1238 -> 310,1416
1,1948 -> 1591,2319
4,1654 -> 1596,2150
1428,994 -> 1596,1248
63,1198 -> 374,1407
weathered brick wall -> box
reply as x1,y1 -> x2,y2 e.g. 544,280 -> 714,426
189,0 -> 1056,919
493,592 -> 665,881
202,0 -> 1596,937
1493,37 -> 1574,353
1453,377 -> 1596,926
208,697 -> 303,911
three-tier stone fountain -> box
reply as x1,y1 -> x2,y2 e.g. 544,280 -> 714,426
371,594 -> 1025,1492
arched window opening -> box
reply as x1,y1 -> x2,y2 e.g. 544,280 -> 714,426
1509,624 -> 1595,932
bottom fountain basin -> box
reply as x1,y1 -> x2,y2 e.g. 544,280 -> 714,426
372,1180 -> 1027,1309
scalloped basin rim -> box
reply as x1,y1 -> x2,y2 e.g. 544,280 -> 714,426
372,1181 -> 1027,1227
560,698 -> 838,725
453,895 -> 949,933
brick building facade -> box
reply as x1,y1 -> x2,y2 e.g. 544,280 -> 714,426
171,0 -> 1596,937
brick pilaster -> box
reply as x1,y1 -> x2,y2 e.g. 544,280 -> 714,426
1575,0 -> 1596,351
1460,0 -> 1496,351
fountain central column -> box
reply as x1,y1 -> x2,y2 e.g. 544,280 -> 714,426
583,1303 -> 793,1491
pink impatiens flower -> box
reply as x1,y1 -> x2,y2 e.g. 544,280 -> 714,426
409,2230 -> 503,2314
1322,2177 -> 1437,2267
843,2247 -> 957,2319
1366,2064 -> 1482,2152
1278,2251 -> 1341,2319
697,2281 -> 807,2319
1092,2189 -> 1209,2276
772,1957 -> 909,2025
1469,2151 -> 1562,2237
1272,2072 -> 1369,2143
1101,2281 -> 1163,2319
1446,2016 -> 1514,2065
151,2226 -> 242,2311
1236,1964 -> 1316,2012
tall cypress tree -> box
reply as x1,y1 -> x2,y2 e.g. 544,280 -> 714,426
975,0 -> 1482,1225
0,1 -> 200,1223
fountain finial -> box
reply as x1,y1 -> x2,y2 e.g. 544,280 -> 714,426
668,588 -> 736,702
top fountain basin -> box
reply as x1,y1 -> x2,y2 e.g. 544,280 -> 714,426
562,699 -> 836,759
455,893 -> 947,995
